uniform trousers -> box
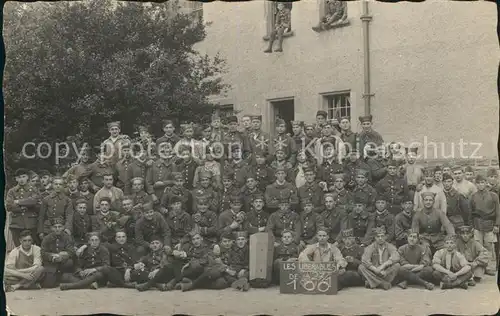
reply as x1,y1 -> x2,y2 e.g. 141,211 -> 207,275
358,263 -> 401,288
431,270 -> 473,288
474,229 -> 497,272
41,259 -> 77,288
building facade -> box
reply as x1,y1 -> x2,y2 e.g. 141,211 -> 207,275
194,0 -> 498,159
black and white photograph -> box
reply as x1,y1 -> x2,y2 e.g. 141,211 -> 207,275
2,0 -> 499,315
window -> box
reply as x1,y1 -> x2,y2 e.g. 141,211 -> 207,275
218,104 -> 235,119
263,1 -> 294,41
312,0 -> 350,33
322,92 -> 351,119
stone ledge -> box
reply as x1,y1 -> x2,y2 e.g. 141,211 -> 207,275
312,19 -> 350,33
263,31 -> 295,41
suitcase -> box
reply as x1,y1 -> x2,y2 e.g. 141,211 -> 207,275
249,232 -> 274,282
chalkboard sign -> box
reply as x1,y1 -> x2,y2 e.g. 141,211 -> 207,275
279,261 -> 338,295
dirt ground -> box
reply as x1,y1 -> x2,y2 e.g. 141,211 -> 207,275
5,275 -> 499,316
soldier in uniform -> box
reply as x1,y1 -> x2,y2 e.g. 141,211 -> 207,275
101,121 -> 131,166
223,144 -> 249,189
452,166 -> 477,199
464,166 -> 475,183
156,119 -> 181,152
210,112 -> 225,144
173,123 -> 203,164
6,169 -> 41,246
39,170 -> 54,198
403,147 -> 423,200
128,177 -> 152,210
248,115 -> 271,160
119,196 -> 142,244
133,125 -> 156,158
264,1 -> 291,53
339,116 -> 357,155
314,110 -> 328,138
270,118 -> 297,166
94,197 -> 122,245
62,147 -> 92,187
298,167 -> 325,211
193,147 -> 222,190
164,196 -> 193,250
266,197 -> 302,244
134,205 -> 171,256
344,150 -> 372,190
242,151 -> 274,192
336,229 -> 365,288
192,197 -> 218,246
40,218 -> 77,288
93,173 -> 124,213
272,230 -> 300,284
218,196 -> 248,236
222,115 -> 250,160
394,197 -> 415,248
365,145 -> 388,184
431,235 -> 473,289
352,169 -> 377,213
376,160 -> 409,215
115,141 -> 134,194
318,143 -> 344,190
72,199 -> 94,247
330,173 -> 353,216
442,173 -> 470,230
146,145 -> 177,204
219,172 -> 243,213
38,176 -> 74,241
303,122 -> 318,143
246,194 -> 270,235
318,193 -> 347,243
414,167 -> 447,214
160,172 -> 191,213
433,166 -> 444,189
107,231 -> 141,288
290,150 -> 316,190
87,153 -> 116,193
131,236 -> 167,285
241,175 -> 264,213
396,231 -> 435,290
291,120 -> 311,152
299,198 -> 324,246
269,148 -> 294,182
357,115 -> 384,160
65,175 -> 81,205
412,192 -> 455,253
221,231 -> 251,291
372,195 -> 396,244
265,166 -> 299,213
455,225 -> 490,286
77,177 -> 95,215
127,149 -> 153,192
345,197 -> 375,246
191,170 -> 220,214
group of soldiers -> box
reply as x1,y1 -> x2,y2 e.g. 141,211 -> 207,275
4,110 -> 499,293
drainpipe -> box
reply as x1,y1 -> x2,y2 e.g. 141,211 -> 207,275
361,0 -> 373,116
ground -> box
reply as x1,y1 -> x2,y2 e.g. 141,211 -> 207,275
5,275 -> 499,316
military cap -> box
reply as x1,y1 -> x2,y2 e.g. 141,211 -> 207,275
373,226 -> 386,235
423,167 -> 434,177
464,165 -> 475,173
276,118 -> 286,126
227,115 -> 238,123
434,165 -> 442,173
274,166 -> 287,174
301,197 -> 314,205
444,234 -> 456,242
291,120 -> 304,127
189,227 -> 202,238
252,194 -> 265,202
99,196 -> 112,204
475,174 -> 487,183
51,217 -> 65,226
251,115 -> 262,121
303,166 -> 316,174
39,170 -> 51,177
142,202 -> 154,211
420,191 -> 436,199
75,198 -> 88,206
28,171 -> 38,179
358,115 -> 373,123
15,168 -> 30,177
223,171 -> 234,180
170,196 -> 183,205
234,231 -> 248,239
316,110 -> 328,118
339,116 -> 351,122
230,195 -> 242,204
230,143 -> 242,151
199,170 -> 213,179
341,229 -> 354,238
486,167 -> 498,177
442,173 -> 454,182
405,147 -> 418,155
196,196 -> 209,205
220,231 -> 234,240
137,125 -> 149,133
150,235 -> 163,242
107,121 -> 121,129
211,112 -> 220,120
355,169 -> 369,177
375,194 -> 387,202
131,177 -> 145,184
304,122 -> 315,129
458,225 -> 473,234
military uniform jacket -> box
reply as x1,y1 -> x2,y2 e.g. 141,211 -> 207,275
266,210 -> 302,243
102,134 -> 131,165
193,210 -> 218,243
222,131 -> 251,157
146,157 -> 177,196
269,133 -> 297,163
298,181 -> 325,208
38,192 -> 74,234
127,159 -> 151,191
219,185 -> 243,213
330,189 -> 354,214
411,208 -> 455,236
338,243 -> 364,270
241,187 -> 263,213
344,160 -> 372,189
365,158 -> 387,184
72,212 -> 93,246
139,250 -> 164,271
241,164 -> 274,192
373,210 -> 396,243
78,191 -> 95,215
6,184 -> 40,229
397,244 -> 432,266
109,242 -> 139,270
115,156 -> 135,194
318,208 -> 347,242
87,161 -> 116,191
218,210 -> 248,235
223,159 -> 249,189
352,184 -> 377,213
77,244 -> 110,271
135,212 -> 172,248
41,232 -> 75,265
131,191 -> 153,209
165,211 -> 193,246
228,244 -> 249,272
444,188 -> 470,228
191,186 -> 220,213
274,243 -> 300,261
340,130 -> 357,155
376,174 -> 409,207
180,243 -> 211,268
469,190 -> 500,231
346,210 -> 375,245
265,181 -> 299,209
455,238 -> 490,266
248,130 -> 271,157
156,134 -> 181,150
394,211 -> 413,243
292,133 -> 312,152
246,209 -> 270,235
300,211 -> 324,244
65,189 -> 82,206
318,159 -> 345,186
275,7 -> 291,29
358,130 -> 384,159
94,211 -> 121,243
162,185 -> 191,212
176,158 -> 198,190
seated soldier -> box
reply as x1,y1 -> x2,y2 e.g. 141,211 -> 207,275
94,197 -> 122,245
4,230 -> 45,292
265,166 -> 299,213
272,230 -> 300,285
164,196 -> 193,250
132,236 -> 167,285
222,231 -> 251,291
299,198 -> 324,247
412,192 -> 455,253
372,195 -> 396,244
72,198 -> 94,247
161,172 -> 192,214
396,230 -> 435,290
455,225 -> 490,286
191,170 -> 219,214
219,196 -> 248,236
134,204 -> 172,256
241,176 -> 264,213
220,173 -> 243,213
336,229 -> 364,288
358,227 -> 401,290
40,217 -> 78,288
129,177 -> 153,212
118,196 -> 142,244
246,194 -> 270,235
431,235 -> 473,289
107,231 -> 142,288
203,232 -> 236,290
394,197 -> 415,248
266,197 -> 302,245
192,197 -> 218,246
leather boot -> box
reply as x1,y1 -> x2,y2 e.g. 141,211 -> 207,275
275,34 -> 284,52
60,272 -> 103,291
136,278 -> 156,292
180,279 -> 194,292
264,32 -> 275,53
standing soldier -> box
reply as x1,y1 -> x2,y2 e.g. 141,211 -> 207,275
65,175 -> 81,204
223,116 -> 250,160
246,194 -> 270,235
127,149 -> 153,191
464,166 -> 476,183
269,149 -> 294,181
365,145 -> 388,184
344,150 -> 372,190
357,115 -> 384,159
442,173 -> 470,230
394,197 -> 415,248
210,112 -> 225,144
266,197 -> 302,245
314,110 -> 328,138
318,143 -> 344,191
433,166 -> 444,189
62,147 -> 92,186
265,166 -> 299,213
39,170 -> 54,198
318,193 -> 348,243
299,198 -> 325,246
297,167 -> 325,211
270,118 -> 297,166
177,145 -> 200,190
291,120 -> 311,153
87,153 -> 116,193
146,144 -> 177,206
452,166 -> 477,199
6,169 -> 40,246
242,151 -> 274,193
263,1 -> 291,53
115,142 -> 134,195
101,121 -> 131,166
248,115 -> 271,160
339,116 -> 357,155
403,147 -> 423,200
414,167 -> 447,214
93,173 -> 124,213
156,119 -> 181,152
376,160 -> 409,216
78,178 -> 95,215
38,177 -> 73,241
162,172 -> 192,213
352,169 -> 377,213
223,144 -> 250,189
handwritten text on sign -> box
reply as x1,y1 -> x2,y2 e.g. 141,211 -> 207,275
279,261 -> 338,295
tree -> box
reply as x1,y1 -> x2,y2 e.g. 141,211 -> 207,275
3,0 -> 228,176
